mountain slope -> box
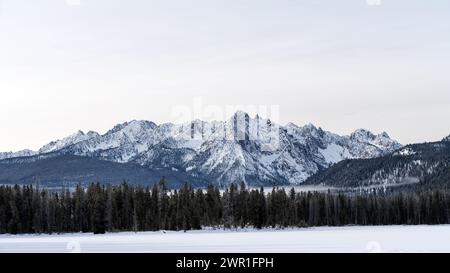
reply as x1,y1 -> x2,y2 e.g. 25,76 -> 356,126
304,139 -> 450,188
0,154 -> 205,188
0,149 -> 37,160
0,112 -> 402,186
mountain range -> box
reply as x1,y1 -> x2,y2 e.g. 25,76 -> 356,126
0,112 -> 403,188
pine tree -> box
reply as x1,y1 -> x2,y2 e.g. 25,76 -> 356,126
222,189 -> 232,229
92,184 -> 106,234
253,187 -> 267,228
7,189 -> 20,234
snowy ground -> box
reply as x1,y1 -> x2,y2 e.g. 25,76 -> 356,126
1,225 -> 450,253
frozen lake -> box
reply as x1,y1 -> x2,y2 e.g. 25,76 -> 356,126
1,225 -> 450,253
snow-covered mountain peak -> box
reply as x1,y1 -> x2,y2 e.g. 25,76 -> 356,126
284,123 -> 326,144
350,129 -> 376,141
300,123 -> 325,138
120,120 -> 157,136
350,128 -> 399,146
380,131 -> 390,139
87,131 -> 100,138
302,123 -> 317,130
107,120 -> 157,135
231,110 -> 251,118
38,130 -> 100,154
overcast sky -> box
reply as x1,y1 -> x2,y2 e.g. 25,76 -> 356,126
1,0 -> 450,151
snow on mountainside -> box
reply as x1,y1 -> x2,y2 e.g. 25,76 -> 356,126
0,112 -> 402,186
39,131 -> 100,154
304,138 -> 450,188
0,149 -> 37,160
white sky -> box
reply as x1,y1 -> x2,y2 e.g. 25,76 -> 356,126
1,0 -> 450,151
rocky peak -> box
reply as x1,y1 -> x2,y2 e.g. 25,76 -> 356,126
350,129 -> 376,142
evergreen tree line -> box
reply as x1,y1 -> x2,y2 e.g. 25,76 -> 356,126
1,180 -> 450,234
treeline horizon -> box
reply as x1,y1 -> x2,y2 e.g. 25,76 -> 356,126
1,179 -> 450,234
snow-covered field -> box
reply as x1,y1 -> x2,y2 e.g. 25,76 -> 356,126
1,225 -> 450,253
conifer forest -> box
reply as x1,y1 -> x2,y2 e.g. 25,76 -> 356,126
1,179 -> 450,235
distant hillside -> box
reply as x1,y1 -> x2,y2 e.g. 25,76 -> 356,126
0,154 -> 206,189
304,139 -> 450,189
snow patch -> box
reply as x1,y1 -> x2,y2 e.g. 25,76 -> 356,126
319,143 -> 352,164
